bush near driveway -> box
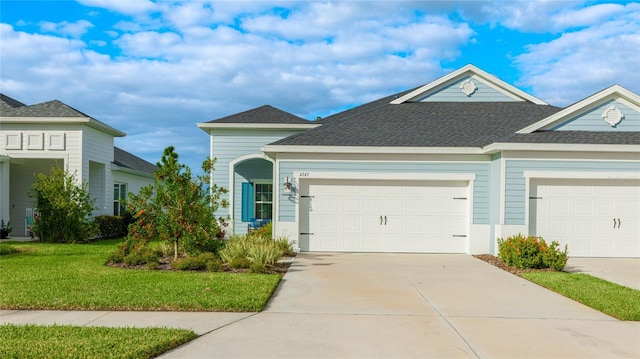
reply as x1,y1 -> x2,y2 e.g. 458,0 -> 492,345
498,234 -> 568,271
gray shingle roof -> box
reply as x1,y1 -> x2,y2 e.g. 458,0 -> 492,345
113,147 -> 157,175
207,105 -> 309,124
272,102 -> 563,147
502,131 -> 640,144
0,99 -> 91,118
0,94 -> 27,110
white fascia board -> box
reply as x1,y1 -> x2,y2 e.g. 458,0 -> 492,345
517,85 -> 640,134
0,116 -> 125,137
196,123 -> 320,131
111,163 -> 155,178
261,145 -> 484,155
390,64 -> 547,105
485,142 -> 640,153
0,155 -> 10,162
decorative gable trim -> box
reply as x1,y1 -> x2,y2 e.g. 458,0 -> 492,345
517,85 -> 640,134
390,64 -> 548,105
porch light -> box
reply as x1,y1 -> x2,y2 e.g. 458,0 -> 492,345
283,176 -> 292,193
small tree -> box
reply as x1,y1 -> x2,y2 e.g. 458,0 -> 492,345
126,146 -> 228,260
30,165 -> 95,243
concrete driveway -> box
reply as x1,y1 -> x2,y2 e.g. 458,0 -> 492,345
565,257 -> 640,290
162,253 -> 640,359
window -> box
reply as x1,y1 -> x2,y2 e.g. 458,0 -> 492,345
113,183 -> 127,216
254,182 -> 273,220
241,180 -> 272,221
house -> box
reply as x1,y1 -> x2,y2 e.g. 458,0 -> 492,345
198,65 -> 640,258
0,94 -> 157,237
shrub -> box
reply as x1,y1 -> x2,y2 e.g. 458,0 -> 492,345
498,234 -> 568,271
0,220 -> 12,239
274,237 -> 294,257
172,252 -> 221,271
543,241 -> 569,271
220,233 -> 288,272
229,257 -> 251,270
30,165 -> 95,243
94,215 -> 128,239
253,221 -> 272,239
123,246 -> 161,267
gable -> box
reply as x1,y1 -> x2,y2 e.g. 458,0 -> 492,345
391,64 -> 547,105
550,98 -> 640,132
411,75 -> 519,103
517,85 -> 640,134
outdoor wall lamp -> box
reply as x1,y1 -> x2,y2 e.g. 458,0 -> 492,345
283,176 -> 292,193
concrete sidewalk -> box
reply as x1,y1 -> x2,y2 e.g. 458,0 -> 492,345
161,253 -> 640,359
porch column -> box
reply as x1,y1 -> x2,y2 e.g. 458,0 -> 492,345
0,157 -> 10,223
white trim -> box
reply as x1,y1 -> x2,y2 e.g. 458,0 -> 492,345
263,145 -> 484,155
197,123 -> 319,130
499,155 -> 506,225
523,170 -> 640,180
293,171 -> 476,181
485,142 -> 639,153
517,85 -> 640,133
390,64 -> 547,105
110,163 -> 155,178
228,153 -> 275,234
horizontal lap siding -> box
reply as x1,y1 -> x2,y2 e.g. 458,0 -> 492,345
211,130 -> 305,219
504,160 -> 640,225
82,126 -> 115,215
552,99 -> 640,132
279,161 -> 490,224
417,76 -> 516,102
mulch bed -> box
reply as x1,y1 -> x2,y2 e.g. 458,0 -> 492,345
107,255 -> 295,274
473,254 -> 557,275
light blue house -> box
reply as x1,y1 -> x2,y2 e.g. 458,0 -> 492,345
198,65 -> 640,258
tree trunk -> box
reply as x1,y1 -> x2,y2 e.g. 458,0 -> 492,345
174,240 -> 178,261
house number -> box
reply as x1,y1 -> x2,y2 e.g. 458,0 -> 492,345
299,172 -> 310,177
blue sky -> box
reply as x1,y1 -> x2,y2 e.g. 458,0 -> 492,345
1,1 -> 639,171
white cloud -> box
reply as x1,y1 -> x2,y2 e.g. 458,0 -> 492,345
39,19 -> 94,38
77,0 -> 156,15
515,6 -> 640,105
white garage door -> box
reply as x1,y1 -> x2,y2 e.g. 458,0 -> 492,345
298,179 -> 469,253
530,178 -> 640,258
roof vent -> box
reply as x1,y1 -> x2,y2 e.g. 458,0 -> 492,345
459,79 -> 477,97
602,105 -> 624,127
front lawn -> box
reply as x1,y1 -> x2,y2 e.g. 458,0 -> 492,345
521,271 -> 640,321
0,240 -> 281,311
0,324 -> 196,359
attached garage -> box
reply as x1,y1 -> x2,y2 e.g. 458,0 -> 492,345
529,178 -> 640,258
298,178 -> 470,253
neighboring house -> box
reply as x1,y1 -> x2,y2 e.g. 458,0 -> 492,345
0,94 -> 157,236
201,64 -> 640,258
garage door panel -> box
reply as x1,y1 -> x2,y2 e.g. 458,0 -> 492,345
302,179 -> 469,253
531,179 -> 639,258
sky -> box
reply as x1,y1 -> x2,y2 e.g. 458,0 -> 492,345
1,1 -> 639,172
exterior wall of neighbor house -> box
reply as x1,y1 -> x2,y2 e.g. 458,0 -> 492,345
415,75 -> 517,102
82,126 -> 115,216
1,123 -> 84,236
112,170 -> 154,198
208,128 -> 312,231
551,99 -> 640,131
503,151 -> 640,226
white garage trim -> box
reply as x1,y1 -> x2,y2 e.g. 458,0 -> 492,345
293,171 -> 476,181
524,171 -> 640,180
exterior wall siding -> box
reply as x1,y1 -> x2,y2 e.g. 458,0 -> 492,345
82,126 -> 115,216
210,129 -> 308,220
278,160 -> 491,224
551,99 -> 640,131
416,76 -> 516,102
504,159 -> 640,225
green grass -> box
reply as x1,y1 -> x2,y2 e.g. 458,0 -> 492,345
0,240 -> 281,311
522,271 -> 640,321
0,324 -> 196,359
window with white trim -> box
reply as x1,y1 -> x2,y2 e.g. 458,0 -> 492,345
241,179 -> 272,221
